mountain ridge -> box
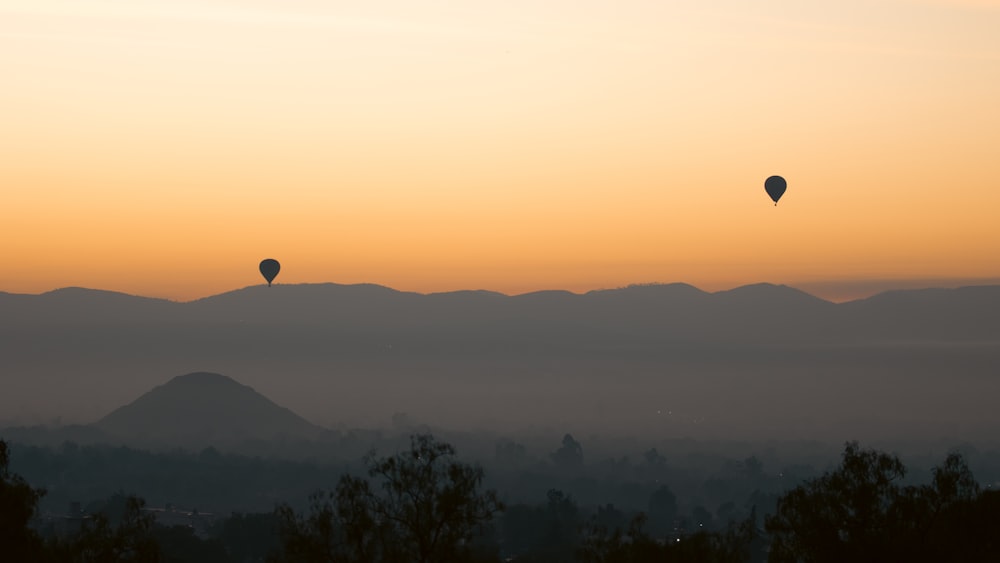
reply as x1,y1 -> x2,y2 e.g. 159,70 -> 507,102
4,280 -> 998,306
3,282 -> 999,442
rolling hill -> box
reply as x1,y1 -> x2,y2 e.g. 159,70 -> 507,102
94,372 -> 326,447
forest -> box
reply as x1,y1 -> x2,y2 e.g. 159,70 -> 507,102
4,434 -> 1000,562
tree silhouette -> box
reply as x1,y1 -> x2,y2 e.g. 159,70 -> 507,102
0,440 -> 46,561
766,442 -> 1000,563
766,442 -> 907,562
494,439 -> 528,468
274,434 -> 502,563
579,510 -> 759,563
551,434 -> 583,470
646,485 -> 678,538
50,494 -> 160,563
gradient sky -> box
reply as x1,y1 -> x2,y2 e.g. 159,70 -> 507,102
3,0 -> 999,302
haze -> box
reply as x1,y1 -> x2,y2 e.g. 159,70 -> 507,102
2,282 -> 998,449
5,4 -> 1000,561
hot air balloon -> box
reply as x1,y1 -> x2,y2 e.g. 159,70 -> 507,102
765,175 -> 786,206
259,259 -> 280,286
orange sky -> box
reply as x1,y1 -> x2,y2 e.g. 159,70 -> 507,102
2,0 -> 999,302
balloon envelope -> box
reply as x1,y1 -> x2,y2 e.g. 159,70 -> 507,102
259,259 -> 280,286
764,175 -> 787,205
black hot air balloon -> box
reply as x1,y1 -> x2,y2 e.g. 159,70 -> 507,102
764,175 -> 787,206
259,259 -> 280,286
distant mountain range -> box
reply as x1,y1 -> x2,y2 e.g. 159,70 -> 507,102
3,282 -> 999,344
2,282 -> 999,443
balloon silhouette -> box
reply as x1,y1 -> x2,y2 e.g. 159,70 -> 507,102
259,259 -> 280,286
764,175 -> 787,206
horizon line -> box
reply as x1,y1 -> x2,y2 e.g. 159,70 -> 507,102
5,277 -> 1000,305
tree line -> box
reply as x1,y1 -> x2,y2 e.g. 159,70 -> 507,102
4,437 -> 1000,561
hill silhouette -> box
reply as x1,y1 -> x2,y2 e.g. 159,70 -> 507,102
2,282 -> 999,443
5,282 -> 996,342
94,372 -> 325,448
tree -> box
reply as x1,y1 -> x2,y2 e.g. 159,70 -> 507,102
57,494 -> 160,563
212,512 -> 281,562
642,448 -> 666,467
766,442 -> 907,562
152,524 -> 228,563
578,513 -> 658,563
892,452 -> 998,562
0,439 -> 46,561
494,440 -> 528,468
579,511 -> 759,563
692,505 -> 714,529
502,490 -> 582,563
274,434 -> 503,563
273,481 -> 378,562
646,485 -> 678,538
551,434 -> 583,470
765,442 -> 997,563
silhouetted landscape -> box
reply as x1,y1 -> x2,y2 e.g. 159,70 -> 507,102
7,0 -> 999,558
4,282 -> 1000,561
3,282 -> 999,442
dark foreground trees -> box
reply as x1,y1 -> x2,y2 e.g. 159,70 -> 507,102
273,434 -> 503,563
10,435 -> 1000,562
1,439 -> 47,560
579,511 -> 762,563
3,440 -> 160,562
766,441 -> 1000,563
47,494 -> 160,562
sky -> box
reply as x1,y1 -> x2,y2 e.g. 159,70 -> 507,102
2,0 -> 999,302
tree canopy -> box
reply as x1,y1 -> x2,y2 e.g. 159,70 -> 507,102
1,440 -> 47,561
766,441 -> 1000,563
274,434 -> 503,563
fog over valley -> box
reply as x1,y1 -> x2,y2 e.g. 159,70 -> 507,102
3,282 -> 998,446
